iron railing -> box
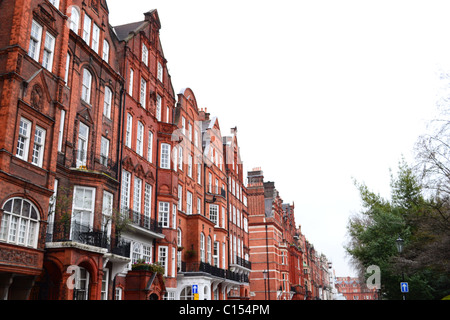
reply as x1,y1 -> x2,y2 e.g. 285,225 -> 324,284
68,149 -> 118,178
123,208 -> 163,235
234,256 -> 252,269
180,261 -> 249,283
46,221 -> 130,257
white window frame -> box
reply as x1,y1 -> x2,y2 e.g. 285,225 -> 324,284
82,14 -> 92,44
172,204 -> 177,228
92,23 -> 100,53
133,176 -> 142,213
158,202 -> 170,228
171,247 -> 176,277
147,131 -> 153,162
76,122 -> 89,167
71,186 -> 96,238
144,183 -> 152,221
157,62 -> 163,82
100,136 -> 109,166
128,68 -> 134,96
102,39 -> 110,62
209,204 -> 218,226
200,233 -> 205,262
172,147 -> 177,172
58,109 -> 66,152
156,95 -> 161,121
188,155 -> 192,178
158,246 -> 168,276
103,86 -> 112,118
186,191 -> 192,215
121,170 -> 131,211
126,113 -> 132,148
194,130 -> 198,148
222,206 -> 226,228
140,78 -> 146,108
136,121 -> 144,156
101,268 -> 109,300
70,7 -> 80,33
181,117 -> 186,136
16,117 -> 32,161
178,147 -> 183,170
177,185 -> 183,211
64,53 -> 70,85
81,68 -> 92,104
142,44 -> 148,65
222,243 -> 226,269
102,191 -> 113,240
42,32 -> 55,71
160,143 -> 170,169
207,236 -> 212,264
28,20 -> 42,62
213,241 -> 219,267
31,125 -> 46,167
0,197 -> 40,248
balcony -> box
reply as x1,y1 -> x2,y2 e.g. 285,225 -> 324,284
46,221 -> 130,257
180,261 -> 249,283
206,185 -> 227,198
234,256 -> 251,270
67,149 -> 118,179
122,208 -> 164,238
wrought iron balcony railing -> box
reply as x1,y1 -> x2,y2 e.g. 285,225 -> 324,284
123,208 -> 163,235
234,256 -> 252,269
46,221 -> 130,258
65,149 -> 118,178
180,261 -> 249,283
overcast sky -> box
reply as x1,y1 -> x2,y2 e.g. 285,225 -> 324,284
107,0 -> 450,277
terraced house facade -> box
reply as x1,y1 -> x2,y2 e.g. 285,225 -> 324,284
0,0 -> 333,300
0,0 -> 251,300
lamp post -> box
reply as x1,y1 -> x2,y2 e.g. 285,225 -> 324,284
263,270 -> 268,300
395,236 -> 406,300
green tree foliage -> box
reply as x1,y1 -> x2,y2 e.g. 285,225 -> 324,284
346,159 -> 450,300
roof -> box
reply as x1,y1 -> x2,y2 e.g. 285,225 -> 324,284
113,21 -> 147,41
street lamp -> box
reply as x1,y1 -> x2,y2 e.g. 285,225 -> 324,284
263,270 -> 268,300
395,236 -> 406,300
395,236 -> 404,254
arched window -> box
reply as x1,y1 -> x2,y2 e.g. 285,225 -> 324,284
102,40 -> 110,62
0,197 -> 40,248
180,286 -> 193,300
69,6 -> 80,33
74,266 -> 90,300
81,68 -> 92,104
103,86 -> 112,118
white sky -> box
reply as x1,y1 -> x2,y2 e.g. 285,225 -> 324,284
107,0 -> 450,277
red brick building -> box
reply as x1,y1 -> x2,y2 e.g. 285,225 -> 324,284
0,0 -> 335,301
0,0 -> 68,300
335,276 -> 378,300
223,127 -> 251,299
113,8 -> 177,300
247,168 -> 305,300
36,0 -> 124,300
